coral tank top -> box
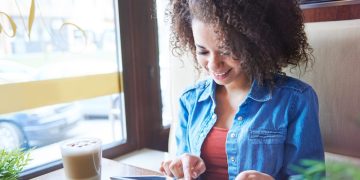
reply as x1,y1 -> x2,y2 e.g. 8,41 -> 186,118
200,127 -> 229,180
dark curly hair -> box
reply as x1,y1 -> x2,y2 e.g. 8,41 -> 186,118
168,0 -> 313,85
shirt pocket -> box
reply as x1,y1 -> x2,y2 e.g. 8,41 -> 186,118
249,129 -> 286,144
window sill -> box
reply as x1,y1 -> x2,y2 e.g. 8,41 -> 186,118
113,148 -> 169,172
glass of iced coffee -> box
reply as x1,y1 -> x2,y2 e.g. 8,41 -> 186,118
60,137 -> 102,180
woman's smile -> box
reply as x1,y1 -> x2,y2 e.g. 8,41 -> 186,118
211,69 -> 232,80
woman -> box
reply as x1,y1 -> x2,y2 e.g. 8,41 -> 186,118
160,0 -> 324,179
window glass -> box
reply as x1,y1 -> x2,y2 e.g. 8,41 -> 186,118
156,0 -> 172,127
0,0 -> 125,171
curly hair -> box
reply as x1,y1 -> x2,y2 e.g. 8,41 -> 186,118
168,0 -> 313,85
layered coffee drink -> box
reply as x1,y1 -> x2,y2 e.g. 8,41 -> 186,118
60,138 -> 102,180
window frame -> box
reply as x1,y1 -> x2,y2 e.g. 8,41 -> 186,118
19,0 -> 166,178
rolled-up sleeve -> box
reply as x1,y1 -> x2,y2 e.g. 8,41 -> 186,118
175,94 -> 191,156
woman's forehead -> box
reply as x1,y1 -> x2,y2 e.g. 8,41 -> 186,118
191,19 -> 226,49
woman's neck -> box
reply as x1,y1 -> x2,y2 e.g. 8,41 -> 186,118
221,75 -> 252,96
215,75 -> 252,110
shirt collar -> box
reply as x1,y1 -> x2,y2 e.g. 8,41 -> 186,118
198,79 -> 216,102
248,79 -> 272,102
198,78 -> 272,102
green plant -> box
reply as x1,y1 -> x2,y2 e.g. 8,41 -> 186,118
0,148 -> 31,180
291,159 -> 360,180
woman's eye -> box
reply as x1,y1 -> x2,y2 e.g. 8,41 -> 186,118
219,51 -> 231,56
196,51 -> 208,55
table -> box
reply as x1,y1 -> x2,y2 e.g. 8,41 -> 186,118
32,158 -> 162,179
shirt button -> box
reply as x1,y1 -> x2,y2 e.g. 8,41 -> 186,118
230,133 -> 236,138
237,116 -> 243,121
230,156 -> 235,162
212,114 -> 216,120
200,133 -> 204,137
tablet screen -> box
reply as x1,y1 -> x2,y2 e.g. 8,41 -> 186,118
111,175 -> 171,180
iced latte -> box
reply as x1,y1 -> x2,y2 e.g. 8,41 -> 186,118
60,138 -> 102,180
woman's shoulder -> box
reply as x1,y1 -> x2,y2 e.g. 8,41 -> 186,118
180,78 -> 211,99
274,75 -> 314,94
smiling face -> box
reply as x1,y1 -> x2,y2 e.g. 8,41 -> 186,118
192,19 -> 247,88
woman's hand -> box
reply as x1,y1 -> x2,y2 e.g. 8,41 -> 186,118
235,170 -> 274,180
159,153 -> 206,180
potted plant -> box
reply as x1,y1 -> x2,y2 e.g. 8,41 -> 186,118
291,159 -> 360,180
0,148 -> 31,180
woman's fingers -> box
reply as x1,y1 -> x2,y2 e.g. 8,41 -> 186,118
181,155 -> 192,180
161,160 -> 174,177
160,154 -> 206,180
192,159 -> 206,178
159,161 -> 165,174
235,170 -> 274,180
181,153 -> 206,179
169,159 -> 184,178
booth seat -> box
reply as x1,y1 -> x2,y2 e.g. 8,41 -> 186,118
296,19 -> 360,164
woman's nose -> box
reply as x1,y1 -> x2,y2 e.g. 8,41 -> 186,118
207,53 -> 223,70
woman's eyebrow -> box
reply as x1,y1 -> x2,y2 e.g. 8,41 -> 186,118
195,44 -> 206,49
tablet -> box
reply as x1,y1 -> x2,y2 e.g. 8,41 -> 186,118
110,175 -> 172,180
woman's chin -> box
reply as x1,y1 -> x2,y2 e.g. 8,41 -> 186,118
212,78 -> 231,86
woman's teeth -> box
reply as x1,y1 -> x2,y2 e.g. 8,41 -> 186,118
213,69 -> 230,76
215,72 -> 227,76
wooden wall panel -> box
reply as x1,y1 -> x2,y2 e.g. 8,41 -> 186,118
303,3 -> 360,22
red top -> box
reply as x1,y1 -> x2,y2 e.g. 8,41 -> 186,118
200,127 -> 229,180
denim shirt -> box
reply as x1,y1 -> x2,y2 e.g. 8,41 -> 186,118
175,75 -> 324,180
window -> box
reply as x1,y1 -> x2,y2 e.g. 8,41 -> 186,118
0,0 -> 163,178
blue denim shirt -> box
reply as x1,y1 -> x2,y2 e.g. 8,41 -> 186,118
175,75 -> 324,180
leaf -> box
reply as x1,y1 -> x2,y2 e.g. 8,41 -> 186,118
292,159 -> 360,180
303,163 -> 325,176
0,12 -> 18,37
60,22 -> 88,46
289,164 -> 306,174
300,159 -> 323,167
27,0 -> 36,38
0,148 -> 32,179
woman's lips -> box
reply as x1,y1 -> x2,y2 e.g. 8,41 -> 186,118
211,69 -> 231,80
